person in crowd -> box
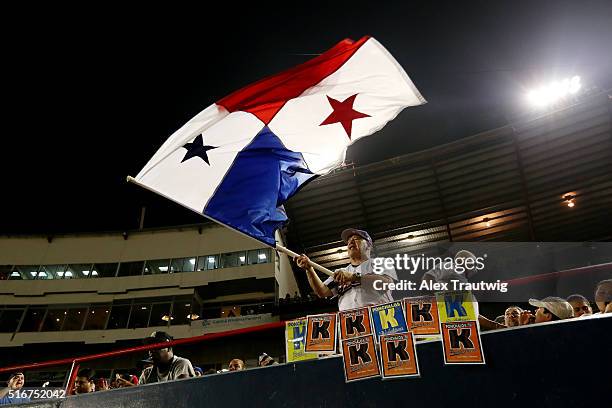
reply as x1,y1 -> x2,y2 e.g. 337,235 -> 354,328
566,294 -> 593,317
520,297 -> 574,324
421,249 -> 480,285
228,359 -> 245,371
111,373 -> 135,388
295,228 -> 396,311
94,378 -> 109,392
258,353 -> 277,367
594,279 -> 612,314
503,306 -> 523,327
193,367 -> 203,377
139,331 -> 195,384
419,247 -> 506,331
0,372 -> 30,405
74,368 -> 96,394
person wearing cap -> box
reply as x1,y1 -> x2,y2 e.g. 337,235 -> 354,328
421,249 -> 479,286
295,228 -> 397,311
0,372 -> 30,405
258,353 -> 277,367
139,331 -> 195,384
520,297 -> 574,324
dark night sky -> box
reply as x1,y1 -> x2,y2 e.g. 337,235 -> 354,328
2,1 -> 611,234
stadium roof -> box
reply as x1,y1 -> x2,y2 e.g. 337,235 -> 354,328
285,91 -> 612,269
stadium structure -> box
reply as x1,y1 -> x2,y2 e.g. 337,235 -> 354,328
0,89 -> 611,406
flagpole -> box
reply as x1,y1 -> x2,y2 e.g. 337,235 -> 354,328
125,176 -> 334,277
274,244 -> 334,276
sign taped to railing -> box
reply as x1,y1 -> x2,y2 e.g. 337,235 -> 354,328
404,295 -> 440,336
379,332 -> 420,379
441,320 -> 485,364
341,335 -> 381,382
370,301 -> 408,342
285,318 -> 318,363
339,306 -> 373,340
436,290 -> 478,323
304,313 -> 337,353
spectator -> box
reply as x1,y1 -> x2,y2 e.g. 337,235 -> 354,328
594,279 -> 612,314
522,297 -> 574,324
193,367 -> 203,377
258,353 -> 277,367
422,249 -> 480,285
295,228 -> 397,311
94,378 -> 109,392
566,294 -> 593,317
504,306 -> 523,327
74,368 -> 96,394
228,359 -> 245,371
0,372 -> 30,405
139,331 -> 195,384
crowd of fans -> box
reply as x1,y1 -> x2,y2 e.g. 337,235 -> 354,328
1,278 -> 610,405
0,330 -> 280,405
484,278 -> 612,330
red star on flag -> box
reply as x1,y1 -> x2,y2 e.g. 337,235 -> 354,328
319,94 -> 370,139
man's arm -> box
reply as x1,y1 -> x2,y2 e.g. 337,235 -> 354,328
361,272 -> 393,290
173,358 -> 195,379
478,315 -> 506,331
295,255 -> 333,298
0,377 -> 18,398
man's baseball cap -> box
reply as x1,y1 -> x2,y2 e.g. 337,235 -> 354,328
143,331 -> 173,344
258,353 -> 273,364
341,228 -> 373,246
529,297 -> 574,320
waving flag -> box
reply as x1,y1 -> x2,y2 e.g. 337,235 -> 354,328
133,37 -> 425,245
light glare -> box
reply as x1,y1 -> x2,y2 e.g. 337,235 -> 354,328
527,76 -> 581,108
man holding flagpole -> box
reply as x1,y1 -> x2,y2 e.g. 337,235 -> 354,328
296,228 -> 397,311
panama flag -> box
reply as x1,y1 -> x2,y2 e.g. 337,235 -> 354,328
133,36 -> 425,246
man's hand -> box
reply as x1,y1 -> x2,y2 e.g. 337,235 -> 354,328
519,310 -> 535,325
604,302 -> 612,313
97,378 -> 109,391
333,269 -> 357,286
114,377 -> 135,387
295,254 -> 312,271
7,376 -> 20,390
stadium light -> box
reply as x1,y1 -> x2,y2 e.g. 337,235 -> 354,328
527,76 -> 581,108
563,194 -> 576,208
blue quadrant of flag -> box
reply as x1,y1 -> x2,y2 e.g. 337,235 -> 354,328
204,126 -> 316,245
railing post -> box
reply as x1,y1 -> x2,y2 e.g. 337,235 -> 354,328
64,360 -> 80,396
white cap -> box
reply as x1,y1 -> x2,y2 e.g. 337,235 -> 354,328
529,296 -> 574,320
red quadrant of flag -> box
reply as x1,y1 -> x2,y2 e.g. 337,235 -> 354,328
216,37 -> 370,125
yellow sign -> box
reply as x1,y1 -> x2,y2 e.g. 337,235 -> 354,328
436,291 -> 477,323
285,319 -> 318,362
